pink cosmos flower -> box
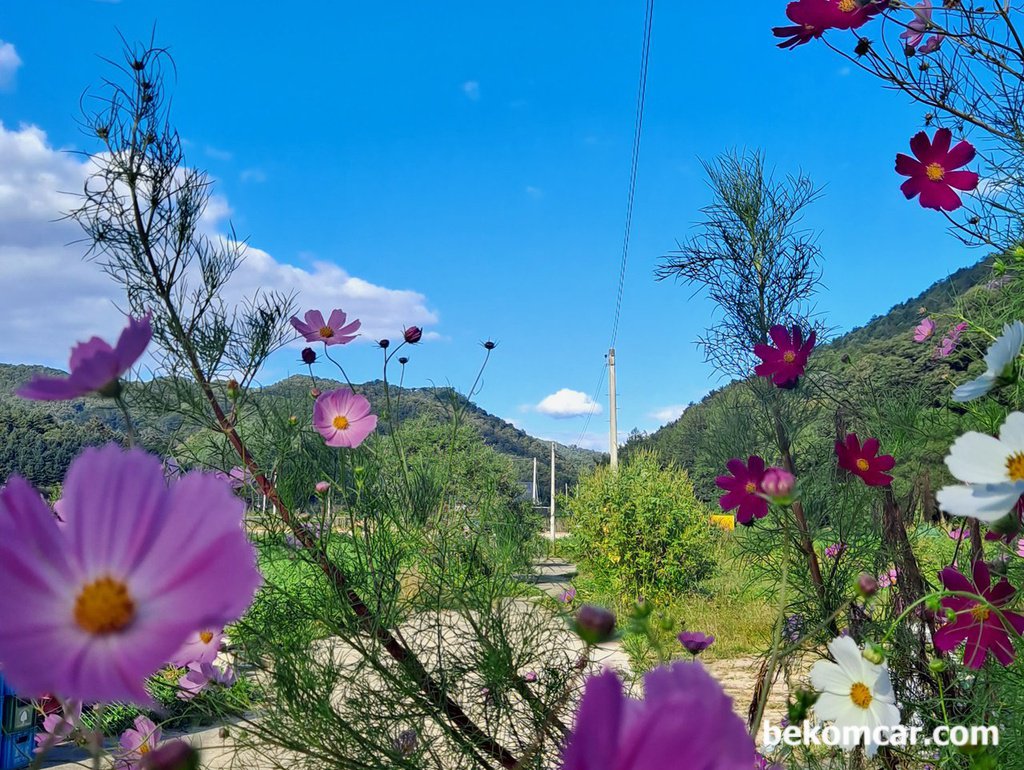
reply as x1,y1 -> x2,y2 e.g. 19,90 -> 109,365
17,315 -> 152,401
877,568 -> 898,589
896,129 -> 979,211
835,433 -> 896,487
562,662 -> 754,770
934,321 -> 969,358
0,444 -> 261,704
934,561 -> 1024,668
35,699 -> 82,753
313,389 -> 378,448
177,661 -> 236,700
824,542 -> 847,559
754,325 -> 816,389
117,715 -> 162,770
900,1 -> 934,48
947,527 -> 969,541
169,628 -> 223,667
290,309 -> 360,346
716,456 -> 769,526
913,317 -> 936,342
773,0 -> 887,49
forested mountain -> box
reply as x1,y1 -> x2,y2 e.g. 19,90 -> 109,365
623,257 -> 1005,508
0,367 -> 602,494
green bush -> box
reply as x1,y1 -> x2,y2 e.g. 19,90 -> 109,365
566,449 -> 719,600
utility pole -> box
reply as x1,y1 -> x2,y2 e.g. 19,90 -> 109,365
533,457 -> 538,503
550,442 -> 556,540
608,347 -> 619,469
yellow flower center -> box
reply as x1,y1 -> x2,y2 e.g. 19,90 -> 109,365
745,481 -> 757,494
838,0 -> 857,11
850,682 -> 873,709
74,576 -> 135,635
926,162 -> 946,181
971,605 -> 991,622
782,350 -> 796,363
200,630 -> 214,644
140,742 -> 151,755
333,415 -> 350,430
319,326 -> 334,339
856,458 -> 870,472
1007,452 -> 1024,482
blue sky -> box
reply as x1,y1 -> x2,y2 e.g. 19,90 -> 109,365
0,2 -> 979,450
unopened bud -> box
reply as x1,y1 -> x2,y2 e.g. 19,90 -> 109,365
288,415 -> 298,425
483,340 -> 496,350
378,339 -> 390,349
403,326 -> 423,344
573,605 -> 616,645
861,642 -> 885,665
761,467 -> 796,503
226,379 -> 240,400
310,387 -> 321,399
857,572 -> 878,598
315,481 -> 330,494
398,356 -> 409,365
140,741 -> 199,770
301,347 -> 317,365
928,658 -> 947,673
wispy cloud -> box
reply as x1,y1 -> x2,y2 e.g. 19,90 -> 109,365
0,41 -> 23,90
525,185 -> 543,199
535,389 -> 601,419
204,145 -> 234,162
240,168 -> 267,183
462,80 -> 481,101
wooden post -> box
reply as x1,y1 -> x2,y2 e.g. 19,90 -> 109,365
533,457 -> 538,503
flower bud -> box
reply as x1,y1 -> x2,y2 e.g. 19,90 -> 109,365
288,415 -> 298,425
315,481 -> 330,495
140,742 -> 199,770
226,379 -> 240,400
573,605 -> 616,645
761,467 -> 796,502
398,357 -> 409,365
310,387 -> 321,398
854,37 -> 871,56
301,347 -> 317,365
483,340 -> 496,350
925,595 -> 942,612
856,572 -> 878,598
861,642 -> 885,665
378,339 -> 390,349
928,658 -> 947,673
403,326 -> 423,344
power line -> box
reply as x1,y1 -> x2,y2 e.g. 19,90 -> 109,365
610,0 -> 655,348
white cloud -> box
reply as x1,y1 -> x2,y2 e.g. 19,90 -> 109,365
648,404 -> 687,423
462,80 -> 480,101
204,145 -> 233,161
525,186 -> 543,199
0,42 -> 22,90
0,120 -> 438,366
535,389 -> 601,419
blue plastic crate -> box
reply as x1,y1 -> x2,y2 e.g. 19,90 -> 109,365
0,729 -> 36,770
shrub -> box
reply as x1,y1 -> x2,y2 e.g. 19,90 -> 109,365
567,449 -> 718,600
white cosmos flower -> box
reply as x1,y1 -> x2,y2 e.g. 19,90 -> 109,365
952,320 -> 1024,402
937,411 -> 1024,522
810,636 -> 901,757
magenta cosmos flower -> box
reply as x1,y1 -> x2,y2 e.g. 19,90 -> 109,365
896,129 -> 979,211
754,325 -> 816,389
313,389 -> 378,448
773,0 -> 887,49
934,561 -> 1024,668
935,321 -> 969,358
835,433 -> 895,487
562,662 -> 754,770
117,715 -> 162,770
290,308 -> 360,346
677,631 -> 715,656
900,2 -> 942,52
17,315 -> 151,401
0,444 -> 261,704
716,456 -> 769,525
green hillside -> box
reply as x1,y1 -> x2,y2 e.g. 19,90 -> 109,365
623,256 -> 1003,507
0,366 -> 602,494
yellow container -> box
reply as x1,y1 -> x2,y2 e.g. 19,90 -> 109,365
710,514 -> 735,531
